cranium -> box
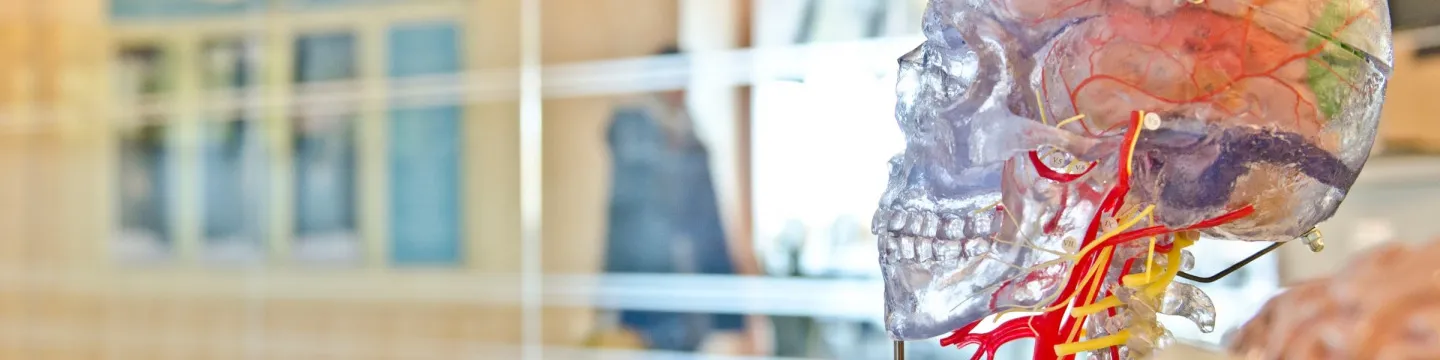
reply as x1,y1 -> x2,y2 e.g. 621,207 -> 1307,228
874,0 -> 1391,356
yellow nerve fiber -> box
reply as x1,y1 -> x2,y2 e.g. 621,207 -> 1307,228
1040,206 -> 1156,357
1054,232 -> 1198,357
989,205 -> 1155,320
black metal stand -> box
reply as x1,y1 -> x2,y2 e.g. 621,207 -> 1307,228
1177,228 -> 1322,283
1177,241 -> 1284,283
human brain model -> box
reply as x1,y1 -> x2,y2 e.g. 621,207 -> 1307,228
1229,239 -> 1440,359
872,0 -> 1391,359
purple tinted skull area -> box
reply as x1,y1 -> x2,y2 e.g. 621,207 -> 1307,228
1139,128 -> 1356,209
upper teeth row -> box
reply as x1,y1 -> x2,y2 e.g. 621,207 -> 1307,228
878,232 -> 991,264
871,207 -> 997,240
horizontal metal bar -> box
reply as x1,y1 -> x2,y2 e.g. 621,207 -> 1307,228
0,267 -> 885,320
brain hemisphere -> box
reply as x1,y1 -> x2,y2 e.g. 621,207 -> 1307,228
1042,6 -> 1318,136
1206,0 -> 1321,41
1003,0 -> 1323,37
1024,0 -> 1385,239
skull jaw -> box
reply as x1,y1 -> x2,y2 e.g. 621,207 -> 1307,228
883,261 -> 994,340
882,254 -> 1030,340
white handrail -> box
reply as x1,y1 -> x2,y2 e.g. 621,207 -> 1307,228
89,36 -> 921,125
0,268 -> 886,321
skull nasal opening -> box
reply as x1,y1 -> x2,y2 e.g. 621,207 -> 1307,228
905,163 -> 926,189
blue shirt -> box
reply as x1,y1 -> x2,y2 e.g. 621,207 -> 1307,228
603,103 -> 745,351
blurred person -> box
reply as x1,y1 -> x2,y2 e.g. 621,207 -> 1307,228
592,44 -> 768,355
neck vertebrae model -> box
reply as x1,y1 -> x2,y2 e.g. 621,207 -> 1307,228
939,111 -> 1247,360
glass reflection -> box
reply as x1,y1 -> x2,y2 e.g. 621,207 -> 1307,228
387,21 -> 464,266
599,64 -> 745,350
114,45 -> 173,262
292,32 -> 360,264
200,37 -> 268,264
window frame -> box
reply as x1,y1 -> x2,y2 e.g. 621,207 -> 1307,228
106,1 -> 472,268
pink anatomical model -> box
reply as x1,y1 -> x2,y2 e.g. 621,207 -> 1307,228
1230,239 -> 1440,359
872,0 -> 1392,359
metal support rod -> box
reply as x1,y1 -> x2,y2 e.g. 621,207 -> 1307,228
894,341 -> 905,360
1177,241 -> 1283,283
1177,227 -> 1319,283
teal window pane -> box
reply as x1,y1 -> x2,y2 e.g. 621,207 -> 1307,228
283,0 -> 397,10
200,38 -> 268,264
294,33 -> 357,82
387,21 -> 462,265
388,22 -> 460,77
111,0 -> 266,20
115,45 -> 174,262
293,32 -> 361,264
117,124 -> 174,261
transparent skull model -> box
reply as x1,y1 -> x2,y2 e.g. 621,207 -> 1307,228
872,0 -> 1391,358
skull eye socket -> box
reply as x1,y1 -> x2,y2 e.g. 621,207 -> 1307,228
941,29 -> 969,51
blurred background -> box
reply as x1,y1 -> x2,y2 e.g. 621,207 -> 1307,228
0,0 -> 1438,359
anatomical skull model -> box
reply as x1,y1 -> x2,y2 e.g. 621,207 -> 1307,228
872,0 -> 1392,359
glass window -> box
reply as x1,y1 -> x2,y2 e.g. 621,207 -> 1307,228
111,0 -> 266,20
292,32 -> 360,264
283,0 -> 399,10
199,37 -> 268,264
751,0 -> 917,282
114,45 -> 175,263
387,22 -> 463,265
114,46 -> 171,100
745,2 -> 935,357
755,0 -> 924,47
